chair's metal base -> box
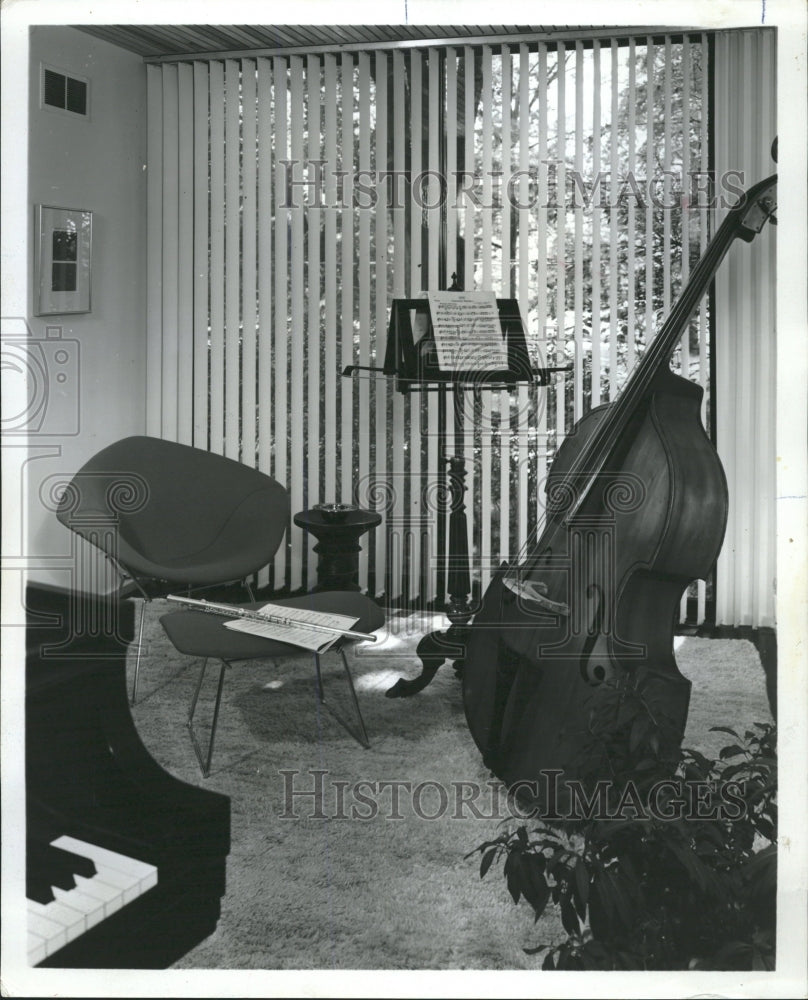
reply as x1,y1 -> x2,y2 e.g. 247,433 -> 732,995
130,597 -> 149,705
187,658 -> 230,778
314,648 -> 370,750
187,646 -> 369,778
129,577 -> 257,707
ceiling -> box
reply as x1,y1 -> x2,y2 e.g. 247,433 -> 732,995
72,23 -> 664,62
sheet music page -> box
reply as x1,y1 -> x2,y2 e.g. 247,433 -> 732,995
426,290 -> 508,371
224,603 -> 359,652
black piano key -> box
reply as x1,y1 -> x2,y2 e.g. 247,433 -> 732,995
27,840 -> 96,904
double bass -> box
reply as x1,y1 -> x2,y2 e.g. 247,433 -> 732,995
462,171 -> 777,808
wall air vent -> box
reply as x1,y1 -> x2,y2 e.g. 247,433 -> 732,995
40,64 -> 89,118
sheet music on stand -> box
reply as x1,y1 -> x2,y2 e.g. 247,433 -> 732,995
426,290 -> 508,371
369,294 -> 562,391
224,603 -> 360,653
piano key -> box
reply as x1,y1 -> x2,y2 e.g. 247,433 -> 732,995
78,862 -> 135,893
98,861 -> 158,903
52,885 -> 106,929
73,871 -> 128,916
30,882 -> 113,964
28,897 -> 87,942
48,843 -> 97,884
28,911 -> 67,954
52,835 -> 156,882
26,840 -> 96,903
28,836 -> 159,965
28,932 -> 47,967
25,583 -> 229,969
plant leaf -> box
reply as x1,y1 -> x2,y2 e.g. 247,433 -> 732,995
608,873 -> 635,930
504,852 -> 522,904
630,716 -> 652,752
560,892 -> 580,935
573,858 -> 590,914
479,847 -> 497,880
523,854 -> 550,913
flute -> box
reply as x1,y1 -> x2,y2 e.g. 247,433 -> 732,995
165,594 -> 378,643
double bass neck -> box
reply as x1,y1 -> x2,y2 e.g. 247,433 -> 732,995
550,173 -> 777,525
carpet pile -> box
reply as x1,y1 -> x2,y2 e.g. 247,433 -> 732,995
127,601 -> 773,970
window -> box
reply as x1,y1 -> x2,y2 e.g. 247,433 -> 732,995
146,33 -> 710,606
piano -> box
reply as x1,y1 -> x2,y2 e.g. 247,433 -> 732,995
25,582 -> 230,968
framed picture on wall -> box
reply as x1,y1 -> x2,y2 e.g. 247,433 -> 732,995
34,204 -> 92,315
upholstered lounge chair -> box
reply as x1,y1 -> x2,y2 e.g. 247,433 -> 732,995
56,435 -> 288,703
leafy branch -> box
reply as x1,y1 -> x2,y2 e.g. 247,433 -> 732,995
469,713 -> 777,970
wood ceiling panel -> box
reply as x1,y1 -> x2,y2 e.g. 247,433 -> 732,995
71,23 -> 689,60
72,23 -> 552,59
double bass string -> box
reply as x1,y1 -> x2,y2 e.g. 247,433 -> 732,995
508,177 -> 773,584
510,232 -> 725,579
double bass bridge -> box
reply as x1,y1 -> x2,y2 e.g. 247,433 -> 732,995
502,576 -> 570,615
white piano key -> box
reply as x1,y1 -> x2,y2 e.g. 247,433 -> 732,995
139,865 -> 158,893
52,885 -> 106,929
74,872 -> 126,917
125,861 -> 158,900
83,862 -> 135,892
28,835 -> 158,965
28,911 -> 66,955
52,835 -> 157,881
84,861 -> 157,905
28,897 -> 87,942
28,931 -> 47,966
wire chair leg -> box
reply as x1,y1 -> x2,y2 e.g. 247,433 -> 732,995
313,651 -> 325,702
339,647 -> 370,748
187,657 -> 209,724
313,648 -> 370,749
130,598 -> 149,706
187,658 -> 229,778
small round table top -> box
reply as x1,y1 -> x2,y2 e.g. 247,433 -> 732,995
293,507 -> 382,531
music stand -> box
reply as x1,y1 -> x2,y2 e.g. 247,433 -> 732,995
343,288 -> 570,696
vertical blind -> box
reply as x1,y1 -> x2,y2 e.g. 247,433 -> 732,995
713,28 -> 777,629
146,33 -> 717,614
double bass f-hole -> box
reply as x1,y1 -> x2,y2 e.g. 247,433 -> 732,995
578,584 -> 615,687
461,164 -> 777,800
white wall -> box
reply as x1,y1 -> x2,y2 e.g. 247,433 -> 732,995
20,26 -> 148,591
